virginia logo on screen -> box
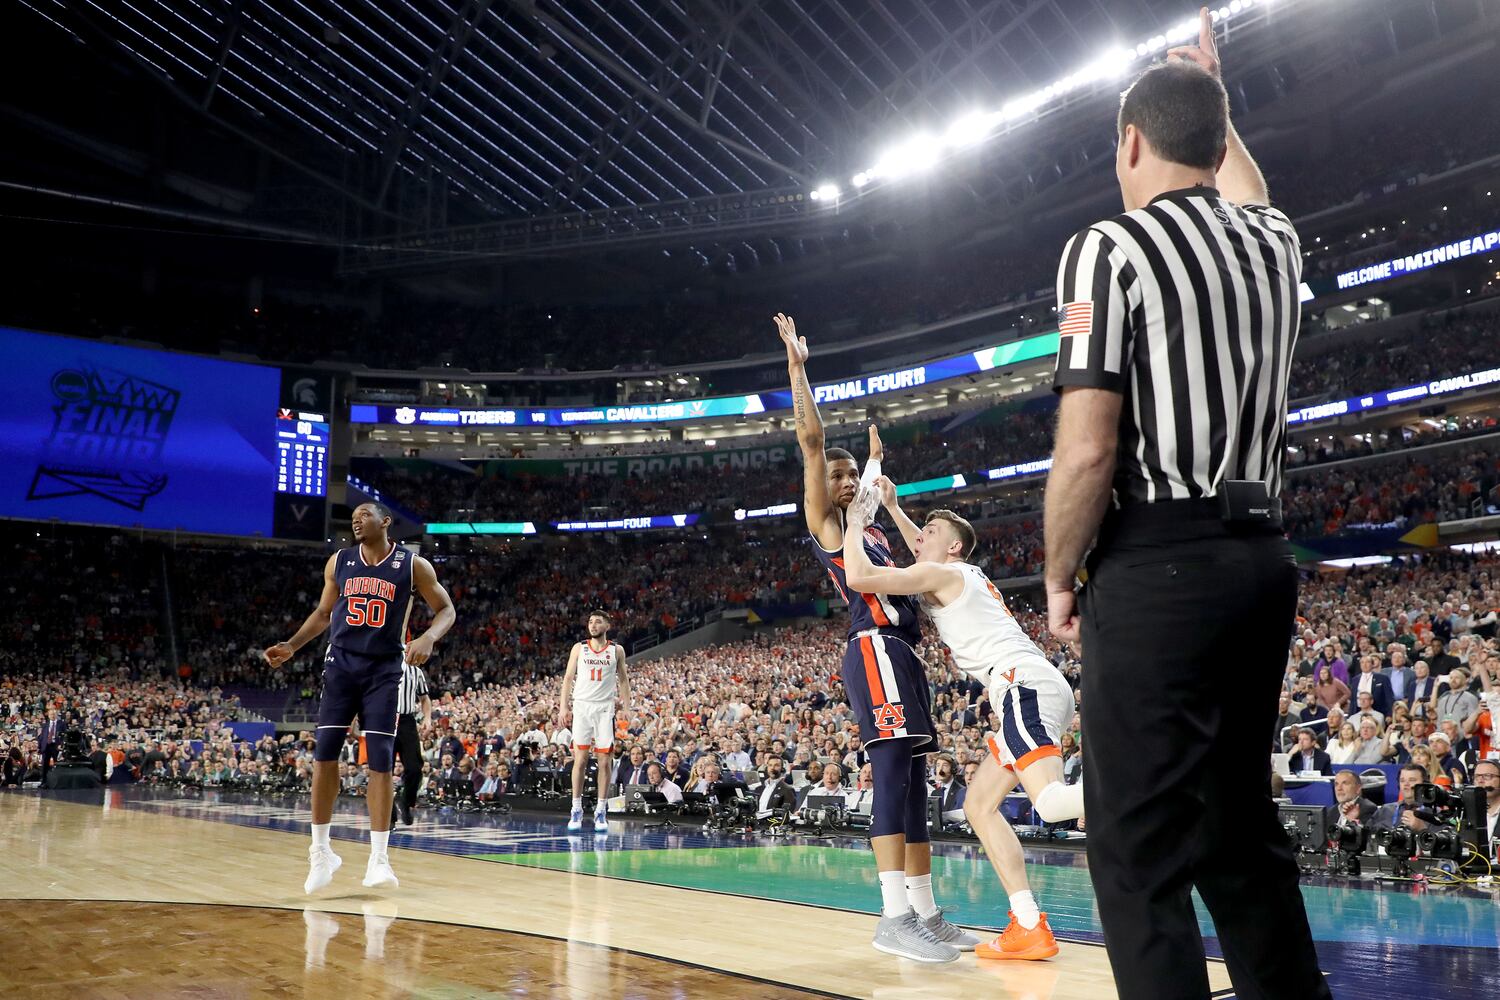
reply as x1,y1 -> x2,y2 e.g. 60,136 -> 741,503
26,366 -> 180,511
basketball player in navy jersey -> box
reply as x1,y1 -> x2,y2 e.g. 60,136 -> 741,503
776,313 -> 976,963
265,502 -> 455,893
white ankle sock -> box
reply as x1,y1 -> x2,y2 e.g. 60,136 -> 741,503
311,823 -> 331,849
572,797 -> 583,811
879,870 -> 909,917
1010,890 -> 1040,929
370,829 -> 389,857
905,873 -> 938,918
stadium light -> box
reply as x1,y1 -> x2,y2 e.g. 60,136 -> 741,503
945,111 -> 1005,148
822,0 -> 1287,200
809,183 -> 841,202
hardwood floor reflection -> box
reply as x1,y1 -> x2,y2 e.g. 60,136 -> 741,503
7,900 -> 825,999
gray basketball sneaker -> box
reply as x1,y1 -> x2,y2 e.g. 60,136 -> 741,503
871,907 -> 961,963
922,907 -> 981,951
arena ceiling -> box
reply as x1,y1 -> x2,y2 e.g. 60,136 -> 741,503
16,0 -> 1494,271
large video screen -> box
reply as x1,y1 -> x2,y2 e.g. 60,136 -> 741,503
1,326 -> 297,537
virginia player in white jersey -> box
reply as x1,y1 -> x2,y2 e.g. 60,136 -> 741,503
843,476 -> 1083,962
558,609 -> 631,832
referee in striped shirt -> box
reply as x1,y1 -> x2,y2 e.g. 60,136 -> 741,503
1043,12 -> 1327,999
392,660 -> 430,826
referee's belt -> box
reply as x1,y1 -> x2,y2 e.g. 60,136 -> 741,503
1112,490 -> 1282,530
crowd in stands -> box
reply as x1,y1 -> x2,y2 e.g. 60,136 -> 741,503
1277,556 -> 1499,785
1289,308 -> 1500,402
7,522 -> 1497,830
1265,97 -> 1500,220
1282,439 -> 1500,537
0,667 -> 246,785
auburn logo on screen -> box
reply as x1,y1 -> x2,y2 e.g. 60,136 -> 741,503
873,702 -> 906,731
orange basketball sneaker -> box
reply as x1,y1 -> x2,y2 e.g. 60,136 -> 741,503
975,911 -> 1060,961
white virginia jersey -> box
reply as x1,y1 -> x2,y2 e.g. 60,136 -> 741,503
924,563 -> 1058,689
573,640 -> 620,703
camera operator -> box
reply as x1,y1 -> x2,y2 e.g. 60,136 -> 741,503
1472,759 -> 1500,846
87,736 -> 110,782
1371,764 -> 1431,834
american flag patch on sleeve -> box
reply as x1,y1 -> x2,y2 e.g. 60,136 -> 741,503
1058,300 -> 1093,367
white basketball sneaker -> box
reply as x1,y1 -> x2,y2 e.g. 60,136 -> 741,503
304,844 -> 342,894
362,854 -> 399,889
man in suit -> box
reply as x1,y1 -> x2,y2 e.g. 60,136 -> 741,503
752,757 -> 798,814
1351,655 -> 1393,718
435,753 -> 463,797
1290,731 -> 1332,777
1323,770 -> 1375,833
1370,764 -> 1431,834
475,762 -> 507,801
38,710 -> 63,783
615,744 -> 651,787
1408,660 -> 1438,715
1381,647 -> 1417,708
930,755 -> 967,822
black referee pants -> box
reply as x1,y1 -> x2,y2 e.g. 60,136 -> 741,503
1080,504 -> 1328,1000
396,714 -> 423,809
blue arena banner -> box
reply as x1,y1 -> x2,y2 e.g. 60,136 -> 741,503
1287,363 -> 1500,426
0,327 -> 282,536
552,513 -> 701,532
424,521 -> 538,535
349,397 -> 765,428
1333,225 -> 1500,291
735,502 -> 798,521
348,331 -> 1065,428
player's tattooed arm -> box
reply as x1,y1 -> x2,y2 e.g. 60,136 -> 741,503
776,312 -> 836,541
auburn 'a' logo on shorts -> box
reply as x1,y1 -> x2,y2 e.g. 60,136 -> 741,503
872,702 -> 906,731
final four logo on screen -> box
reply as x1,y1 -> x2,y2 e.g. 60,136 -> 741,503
27,365 -> 181,511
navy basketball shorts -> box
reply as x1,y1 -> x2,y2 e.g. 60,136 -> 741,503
841,632 -> 936,753
317,644 -> 402,741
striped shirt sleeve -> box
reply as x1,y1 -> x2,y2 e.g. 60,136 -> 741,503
1052,227 -> 1135,393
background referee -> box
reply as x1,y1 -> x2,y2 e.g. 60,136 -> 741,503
1043,11 -> 1327,1000
393,659 -> 430,827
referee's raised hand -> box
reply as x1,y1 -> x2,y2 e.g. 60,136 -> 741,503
1167,7 -> 1220,79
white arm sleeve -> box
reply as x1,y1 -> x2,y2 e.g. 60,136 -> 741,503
859,457 -> 882,488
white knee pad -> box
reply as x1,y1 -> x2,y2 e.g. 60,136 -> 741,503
1032,781 -> 1085,823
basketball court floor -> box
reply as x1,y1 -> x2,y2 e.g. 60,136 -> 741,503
3,787 -> 1496,998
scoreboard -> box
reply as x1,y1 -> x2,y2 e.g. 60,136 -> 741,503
275,408 -> 329,497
